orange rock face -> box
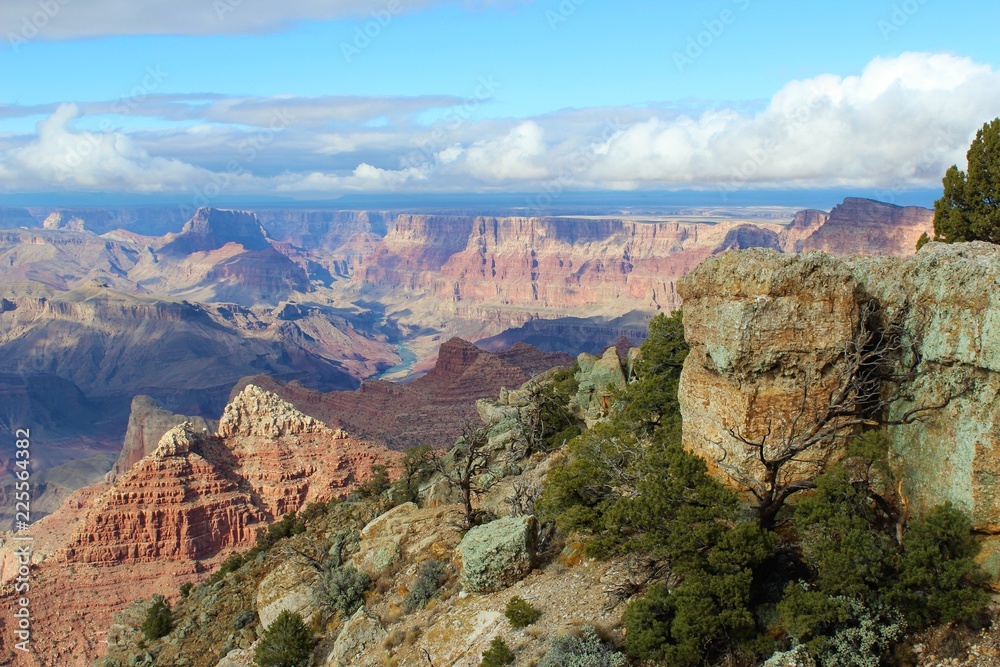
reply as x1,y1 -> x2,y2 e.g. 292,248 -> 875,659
356,215 -> 725,317
220,385 -> 399,517
0,386 -> 400,666
63,425 -> 264,564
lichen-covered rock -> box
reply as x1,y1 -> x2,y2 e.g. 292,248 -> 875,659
326,608 -> 386,667
574,347 -> 627,425
456,515 -> 537,593
678,250 -> 862,485
678,243 -> 1000,585
255,559 -> 320,630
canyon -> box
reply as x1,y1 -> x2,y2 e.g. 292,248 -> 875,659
0,198 -> 932,529
0,196 -> 957,666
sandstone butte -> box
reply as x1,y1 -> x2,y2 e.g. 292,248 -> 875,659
0,385 -> 400,667
678,241 -> 1000,585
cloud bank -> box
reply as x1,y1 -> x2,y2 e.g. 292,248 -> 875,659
0,53 -> 997,199
1,0 -> 516,39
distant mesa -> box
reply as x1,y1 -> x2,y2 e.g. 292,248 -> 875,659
715,224 -> 782,253
156,207 -> 272,255
791,197 -> 933,256
42,211 -> 86,232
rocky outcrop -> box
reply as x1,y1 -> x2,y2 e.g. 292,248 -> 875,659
42,211 -> 86,232
110,396 -> 210,480
574,346 -> 629,425
223,385 -> 400,518
779,209 -> 829,253
327,609 -> 387,667
0,386 -> 401,666
218,384 -> 334,439
457,515 -> 537,593
256,558 -> 321,630
157,208 -> 271,255
715,224 -> 782,253
351,502 -> 463,576
678,243 -> 1000,581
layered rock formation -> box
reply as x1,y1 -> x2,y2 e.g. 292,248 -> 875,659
778,208 -> 828,252
678,243 -> 1000,581
221,385 -> 394,516
0,385 -> 400,666
63,423 -> 264,564
353,215 -> 730,326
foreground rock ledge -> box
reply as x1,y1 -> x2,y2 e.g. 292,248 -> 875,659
677,242 -> 1000,583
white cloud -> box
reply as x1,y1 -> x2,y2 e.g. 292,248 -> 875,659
3,104 -> 217,192
463,121 -> 549,182
587,52 -> 1000,190
1,53 -> 998,198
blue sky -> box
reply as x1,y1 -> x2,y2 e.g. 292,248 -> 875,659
1,0 -> 999,200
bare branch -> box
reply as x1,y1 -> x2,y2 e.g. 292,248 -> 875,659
710,299 -> 961,529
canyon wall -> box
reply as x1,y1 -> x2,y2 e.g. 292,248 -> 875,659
350,200 -> 933,343
355,215 -> 733,318
678,242 -> 1000,580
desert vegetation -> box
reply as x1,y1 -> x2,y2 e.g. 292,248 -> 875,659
110,302 -> 992,667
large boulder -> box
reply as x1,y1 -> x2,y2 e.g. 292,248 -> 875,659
351,502 -> 464,576
456,515 -> 537,593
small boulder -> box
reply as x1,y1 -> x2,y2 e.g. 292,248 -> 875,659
255,559 -> 320,630
456,515 -> 537,593
326,608 -> 386,667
